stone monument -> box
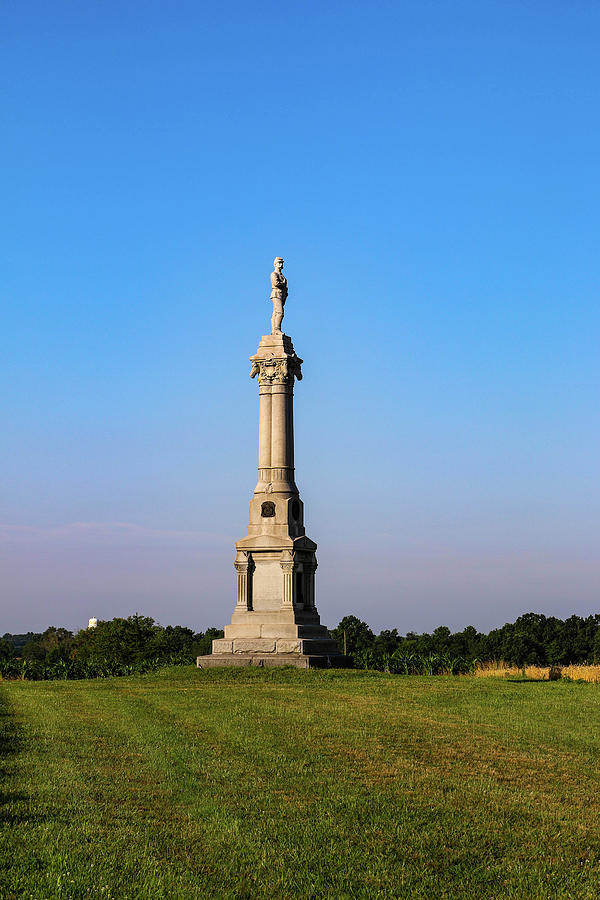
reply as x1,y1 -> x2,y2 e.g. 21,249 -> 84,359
197,259 -> 346,668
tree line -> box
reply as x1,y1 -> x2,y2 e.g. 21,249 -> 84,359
0,616 -> 224,679
2,611 -> 600,680
330,612 -> 600,667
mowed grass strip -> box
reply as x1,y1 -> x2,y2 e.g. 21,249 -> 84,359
2,667 -> 600,899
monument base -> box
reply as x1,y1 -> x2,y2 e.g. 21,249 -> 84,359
196,652 -> 351,669
200,318 -> 345,674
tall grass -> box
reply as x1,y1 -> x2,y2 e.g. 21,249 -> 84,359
475,660 -> 600,682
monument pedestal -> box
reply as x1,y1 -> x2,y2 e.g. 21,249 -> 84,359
198,327 -> 347,669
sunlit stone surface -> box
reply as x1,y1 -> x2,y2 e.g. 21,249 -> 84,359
197,261 -> 346,669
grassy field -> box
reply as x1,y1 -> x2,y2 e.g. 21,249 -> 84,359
2,667 -> 600,899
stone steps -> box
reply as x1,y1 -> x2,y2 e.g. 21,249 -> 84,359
197,653 -> 351,670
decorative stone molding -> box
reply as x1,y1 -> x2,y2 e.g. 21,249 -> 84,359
280,549 -> 295,608
250,356 -> 303,384
234,549 -> 252,574
280,549 -> 295,574
258,467 -> 294,484
234,550 -> 254,610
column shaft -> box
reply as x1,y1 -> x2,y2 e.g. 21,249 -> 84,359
287,387 -> 294,471
258,385 -> 272,471
304,561 -> 317,609
281,571 -> 293,607
236,572 -> 248,608
271,384 -> 290,469
234,551 -> 252,609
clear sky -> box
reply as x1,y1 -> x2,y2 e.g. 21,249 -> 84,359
2,0 -> 599,636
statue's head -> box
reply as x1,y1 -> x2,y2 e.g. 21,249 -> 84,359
273,257 -> 284,270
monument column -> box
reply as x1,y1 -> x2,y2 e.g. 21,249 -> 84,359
257,381 -> 272,490
197,257 -> 348,669
270,366 -> 296,487
271,381 -> 287,474
251,353 -> 301,495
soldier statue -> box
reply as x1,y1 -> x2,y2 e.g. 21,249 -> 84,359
270,257 -> 288,334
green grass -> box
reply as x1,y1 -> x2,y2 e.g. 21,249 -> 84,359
2,667 -> 600,899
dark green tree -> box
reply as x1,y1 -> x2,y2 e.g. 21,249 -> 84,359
73,615 -> 160,665
22,627 -> 73,662
330,616 -> 375,655
2,632 -> 38,654
431,626 -> 451,652
593,629 -> 600,664
147,625 -> 198,657
195,628 -> 225,657
374,629 -> 401,653
0,637 -> 14,660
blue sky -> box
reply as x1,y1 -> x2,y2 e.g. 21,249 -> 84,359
2,0 -> 598,635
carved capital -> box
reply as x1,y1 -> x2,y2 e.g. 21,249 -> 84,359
280,549 -> 295,574
234,550 -> 253,575
250,355 -> 303,384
